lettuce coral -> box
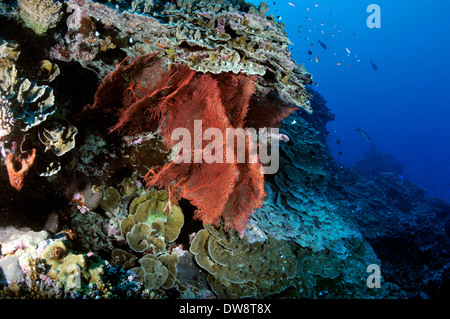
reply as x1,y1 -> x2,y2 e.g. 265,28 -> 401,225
120,190 -> 184,253
190,224 -> 297,298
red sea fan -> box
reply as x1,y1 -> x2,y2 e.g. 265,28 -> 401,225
143,72 -> 264,235
87,53 -> 275,235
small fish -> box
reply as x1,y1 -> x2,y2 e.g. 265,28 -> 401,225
157,43 -> 171,49
336,62 -> 341,65
335,138 -> 341,144
369,60 -> 378,71
314,3 -> 318,7
307,50 -> 313,55
345,47 -> 351,54
277,16 -> 282,20
288,2 -> 296,7
338,151 -> 343,155
291,119 -> 297,125
318,40 -> 329,50
355,127 -> 371,142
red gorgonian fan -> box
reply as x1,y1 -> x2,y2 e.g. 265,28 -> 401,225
86,52 -> 293,235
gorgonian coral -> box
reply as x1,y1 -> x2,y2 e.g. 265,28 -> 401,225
86,52 -> 300,235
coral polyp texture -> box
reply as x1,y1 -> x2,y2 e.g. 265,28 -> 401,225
0,0 -> 448,301
0,96 -> 14,138
17,0 -> 62,35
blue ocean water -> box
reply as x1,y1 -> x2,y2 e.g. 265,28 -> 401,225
250,0 -> 450,202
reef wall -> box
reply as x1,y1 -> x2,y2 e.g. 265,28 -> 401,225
0,0 -> 448,299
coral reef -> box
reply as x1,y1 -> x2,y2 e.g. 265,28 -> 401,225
0,0 -> 448,301
17,0 -> 62,35
328,166 -> 450,298
0,40 -> 56,133
50,0 -> 312,113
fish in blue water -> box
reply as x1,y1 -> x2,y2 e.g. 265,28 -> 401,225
369,60 -> 378,71
318,40 -> 329,50
355,127 -> 371,142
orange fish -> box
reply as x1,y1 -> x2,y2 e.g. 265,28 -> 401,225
315,55 -> 319,63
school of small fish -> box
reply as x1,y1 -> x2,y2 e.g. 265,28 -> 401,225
272,1 -> 377,73
273,1 -> 378,153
